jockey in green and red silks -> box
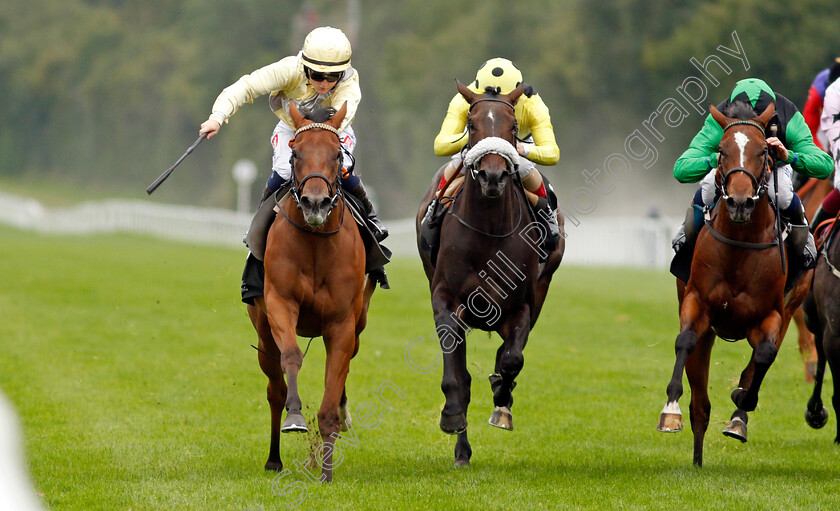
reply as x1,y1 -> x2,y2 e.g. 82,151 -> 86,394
672,77 -> 833,276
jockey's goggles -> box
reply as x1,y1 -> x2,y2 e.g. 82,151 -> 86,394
306,68 -> 342,83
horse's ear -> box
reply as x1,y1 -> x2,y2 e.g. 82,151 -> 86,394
506,83 -> 526,106
329,102 -> 348,129
289,101 -> 306,129
756,103 -> 775,128
710,104 -> 730,129
456,79 -> 477,104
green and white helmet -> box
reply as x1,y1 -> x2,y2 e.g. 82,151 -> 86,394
301,26 -> 352,73
471,57 -> 523,94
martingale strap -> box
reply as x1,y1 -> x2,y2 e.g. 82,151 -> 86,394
703,219 -> 779,249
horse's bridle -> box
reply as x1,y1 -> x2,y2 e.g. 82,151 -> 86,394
281,122 -> 346,236
716,120 -> 772,202
288,123 -> 343,209
705,118 -> 780,251
465,97 -> 519,177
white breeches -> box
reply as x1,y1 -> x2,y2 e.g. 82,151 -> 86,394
700,164 -> 793,209
270,121 -> 356,180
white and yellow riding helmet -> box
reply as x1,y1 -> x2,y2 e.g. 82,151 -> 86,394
471,57 -> 523,94
301,26 -> 352,73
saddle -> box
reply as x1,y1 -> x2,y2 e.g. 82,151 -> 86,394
245,189 -> 391,275
419,179 -> 465,267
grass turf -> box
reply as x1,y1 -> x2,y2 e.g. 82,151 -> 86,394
0,224 -> 837,510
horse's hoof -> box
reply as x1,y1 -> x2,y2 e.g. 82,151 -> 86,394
453,458 -> 470,468
722,417 -> 748,442
657,402 -> 683,433
488,406 -> 513,430
805,406 -> 829,429
440,413 -> 467,435
281,413 -> 308,433
265,459 -> 284,472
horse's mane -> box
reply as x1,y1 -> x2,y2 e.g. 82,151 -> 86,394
481,86 -> 502,96
302,104 -> 337,123
724,100 -> 759,121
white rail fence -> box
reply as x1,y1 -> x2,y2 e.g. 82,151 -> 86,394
0,192 -> 679,267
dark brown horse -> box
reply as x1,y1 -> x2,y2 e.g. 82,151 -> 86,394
247,102 -> 376,482
416,81 -> 564,466
789,175 -> 834,381
657,102 -> 813,466
803,216 -> 840,443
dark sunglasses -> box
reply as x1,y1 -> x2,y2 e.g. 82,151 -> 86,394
306,68 -> 342,83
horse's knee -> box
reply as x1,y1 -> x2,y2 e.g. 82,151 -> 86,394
754,340 -> 778,366
318,409 -> 341,433
280,350 -> 303,372
675,330 -> 698,355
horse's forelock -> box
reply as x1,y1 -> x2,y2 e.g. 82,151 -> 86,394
302,104 -> 338,123
724,101 -> 758,121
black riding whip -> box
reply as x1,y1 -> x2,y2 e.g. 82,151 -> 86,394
146,134 -> 206,195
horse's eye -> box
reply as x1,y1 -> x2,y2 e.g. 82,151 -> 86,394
467,122 -> 475,131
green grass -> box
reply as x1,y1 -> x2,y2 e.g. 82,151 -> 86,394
0,224 -> 838,510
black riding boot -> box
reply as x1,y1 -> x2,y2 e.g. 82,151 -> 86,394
785,204 -> 817,270
534,196 -> 559,256
810,205 -> 834,235
783,204 -> 816,294
669,202 -> 705,283
348,181 -> 388,242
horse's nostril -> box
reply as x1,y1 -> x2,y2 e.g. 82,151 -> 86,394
300,196 -> 312,209
745,197 -> 755,210
319,197 -> 332,210
726,197 -> 736,210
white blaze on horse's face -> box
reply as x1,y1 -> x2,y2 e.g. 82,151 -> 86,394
486,109 -> 496,127
734,132 -> 750,167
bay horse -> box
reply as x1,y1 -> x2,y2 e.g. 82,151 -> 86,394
415,81 -> 565,467
657,102 -> 813,466
803,215 -> 840,443
247,101 -> 376,482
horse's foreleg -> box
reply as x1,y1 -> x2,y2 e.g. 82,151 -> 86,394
489,306 -> 531,431
684,331 -> 715,467
792,307 -> 818,382
824,330 -> 840,443
266,298 -> 306,433
250,303 -> 288,471
659,294 -> 709,434
731,312 -> 782,413
726,312 -> 783,442
805,325 -> 828,430
317,321 -> 356,483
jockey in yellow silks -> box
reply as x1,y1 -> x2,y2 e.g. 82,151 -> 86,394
428,57 -> 562,245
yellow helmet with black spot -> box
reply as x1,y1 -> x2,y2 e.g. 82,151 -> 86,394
471,58 -> 523,94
